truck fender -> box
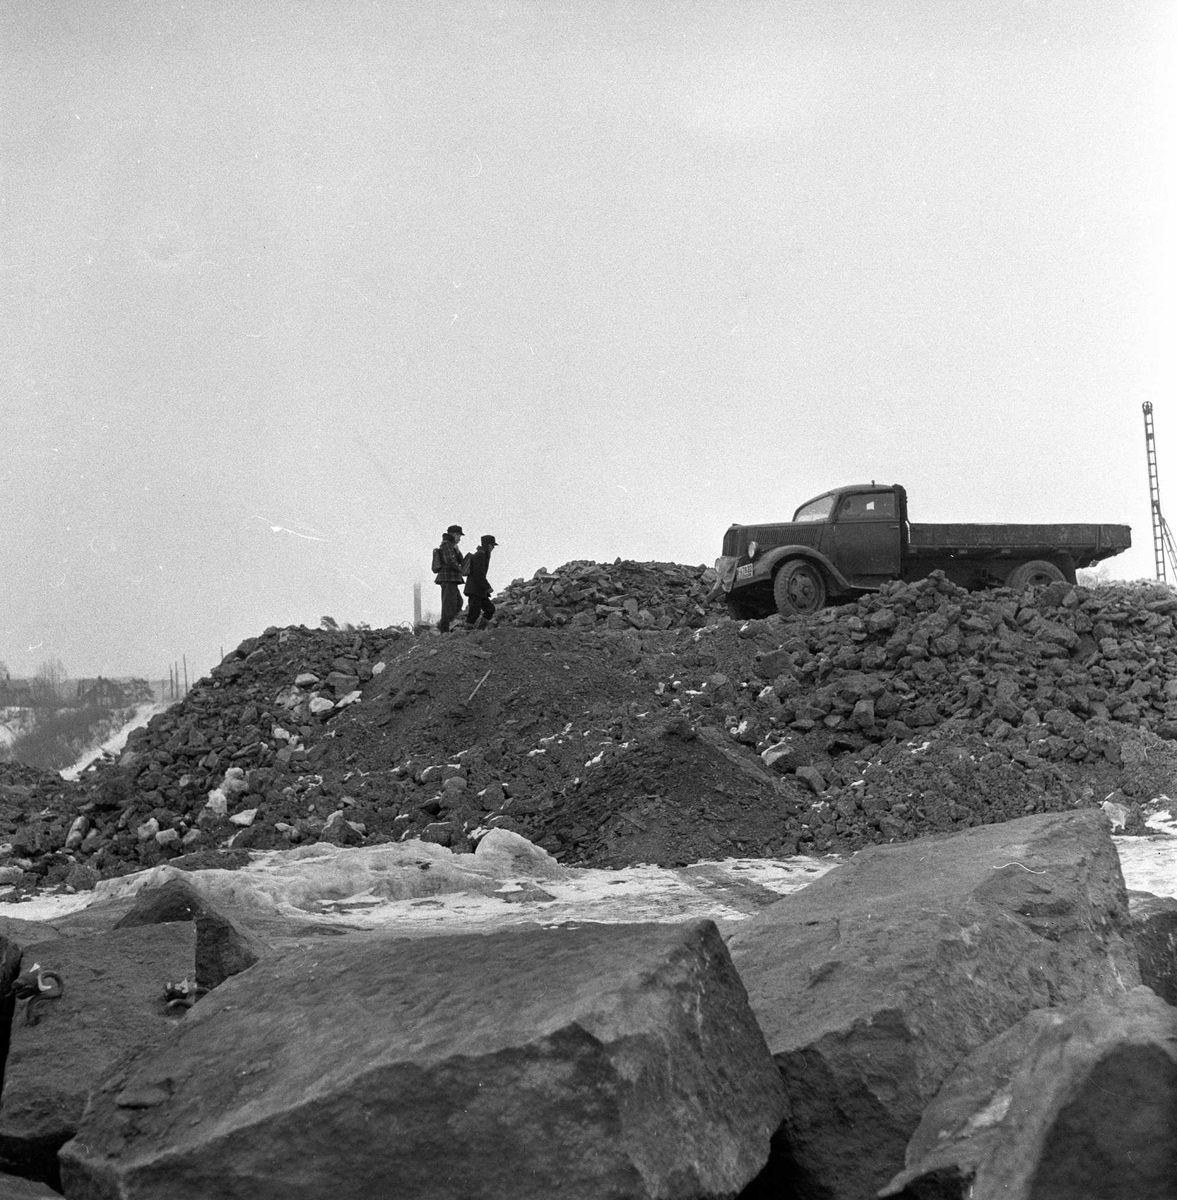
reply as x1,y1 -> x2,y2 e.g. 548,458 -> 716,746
756,546 -> 855,594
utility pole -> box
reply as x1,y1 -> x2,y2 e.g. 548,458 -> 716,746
413,582 -> 422,628
1143,401 -> 1177,581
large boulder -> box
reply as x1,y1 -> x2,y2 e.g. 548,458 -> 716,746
0,918 -> 71,947
0,923 -> 197,1188
0,1172 -> 65,1198
471,826 -> 571,880
728,810 -> 1140,1200
112,876 -> 267,989
1128,890 -> 1177,1007
0,935 -> 22,1087
881,985 -> 1177,1199
60,919 -> 785,1200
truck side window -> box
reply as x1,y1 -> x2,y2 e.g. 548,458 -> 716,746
838,493 -> 896,520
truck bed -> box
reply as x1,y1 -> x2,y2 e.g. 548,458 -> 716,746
908,523 -> 1131,566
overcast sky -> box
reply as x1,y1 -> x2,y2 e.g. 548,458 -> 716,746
2,0 -> 1175,682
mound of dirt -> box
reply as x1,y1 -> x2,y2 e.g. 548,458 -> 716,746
2,567 -> 1176,891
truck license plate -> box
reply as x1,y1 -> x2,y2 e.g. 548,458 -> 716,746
736,564 -> 754,580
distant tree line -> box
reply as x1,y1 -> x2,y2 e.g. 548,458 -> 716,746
0,658 -> 67,707
0,660 -> 155,710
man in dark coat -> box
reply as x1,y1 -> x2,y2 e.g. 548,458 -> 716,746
434,525 -> 465,632
464,534 -> 498,628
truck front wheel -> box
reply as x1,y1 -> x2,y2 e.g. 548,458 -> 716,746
1006,559 -> 1066,591
774,560 -> 827,617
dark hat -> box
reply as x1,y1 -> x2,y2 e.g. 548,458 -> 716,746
481,534 -> 498,547
447,525 -> 465,536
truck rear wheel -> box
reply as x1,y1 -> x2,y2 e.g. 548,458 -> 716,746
1006,559 -> 1066,591
774,560 -> 827,617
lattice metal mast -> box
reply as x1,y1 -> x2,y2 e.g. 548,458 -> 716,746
1143,401 -> 1177,581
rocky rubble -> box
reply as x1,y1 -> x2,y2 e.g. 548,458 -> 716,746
1,571 -> 1177,891
0,626 -> 404,890
529,573 -> 1177,863
493,558 -> 720,630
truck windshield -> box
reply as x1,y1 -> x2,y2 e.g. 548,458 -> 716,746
793,495 -> 837,523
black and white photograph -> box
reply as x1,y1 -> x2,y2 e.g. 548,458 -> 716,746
1,3 -> 1176,1196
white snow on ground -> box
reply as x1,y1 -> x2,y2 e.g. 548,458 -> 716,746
61,834 -> 847,935
1146,807 -> 1177,838
59,701 -> 170,781
0,892 -> 94,921
1,825 -> 1174,935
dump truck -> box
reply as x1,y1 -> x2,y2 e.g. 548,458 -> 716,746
715,483 -> 1131,619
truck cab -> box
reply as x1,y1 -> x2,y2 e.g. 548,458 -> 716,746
717,484 -> 907,618
808,485 -> 906,584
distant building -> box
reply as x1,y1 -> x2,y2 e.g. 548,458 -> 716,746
75,676 -> 129,706
73,677 -> 153,706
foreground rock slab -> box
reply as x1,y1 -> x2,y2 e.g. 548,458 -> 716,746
881,985 -> 1177,1199
112,876 -> 266,989
1128,889 -> 1177,1007
0,1172 -> 66,1198
728,811 -> 1139,1200
0,923 -> 196,1187
60,919 -> 785,1200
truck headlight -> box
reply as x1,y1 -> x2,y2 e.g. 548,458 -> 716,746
747,541 -> 758,559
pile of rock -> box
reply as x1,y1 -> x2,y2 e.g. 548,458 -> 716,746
0,763 -> 83,889
0,626 -> 404,891
4,573 -> 1177,885
683,575 -> 1177,851
494,559 -> 721,629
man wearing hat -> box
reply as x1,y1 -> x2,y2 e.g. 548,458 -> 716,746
464,534 -> 498,629
434,524 -> 466,633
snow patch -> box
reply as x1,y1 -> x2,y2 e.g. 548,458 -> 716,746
3,834 -> 1174,938
58,701 -> 170,780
